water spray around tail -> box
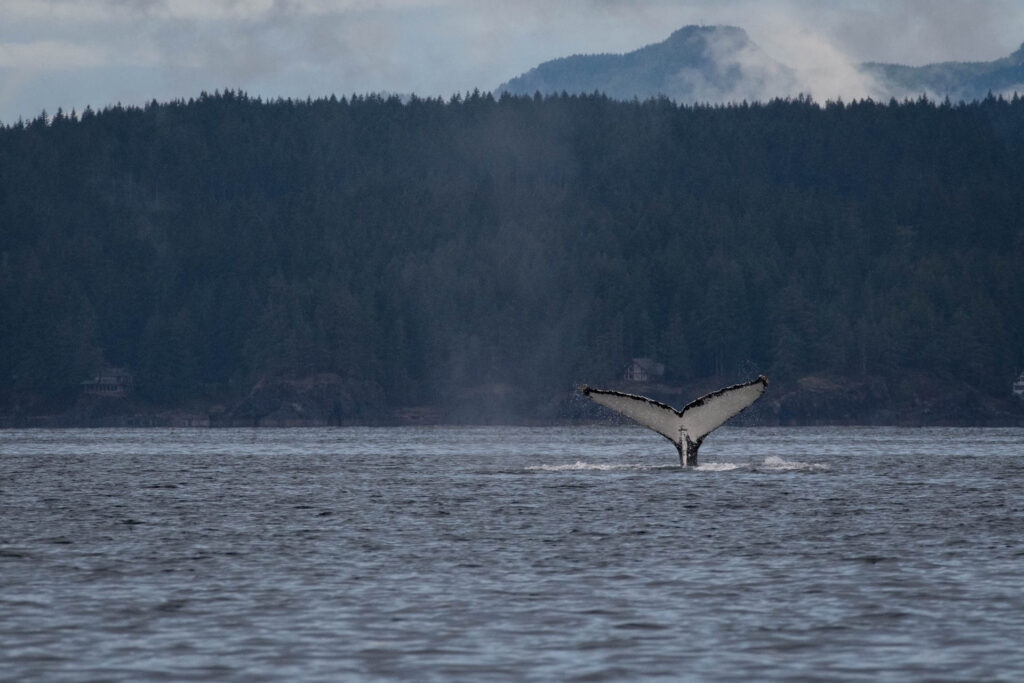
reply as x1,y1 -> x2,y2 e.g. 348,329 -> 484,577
580,376 -> 768,467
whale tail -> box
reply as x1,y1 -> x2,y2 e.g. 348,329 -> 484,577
580,375 -> 768,467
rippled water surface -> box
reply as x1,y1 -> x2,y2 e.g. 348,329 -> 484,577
2,426 -> 1023,680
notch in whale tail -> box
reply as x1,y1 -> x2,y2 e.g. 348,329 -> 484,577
580,375 -> 768,467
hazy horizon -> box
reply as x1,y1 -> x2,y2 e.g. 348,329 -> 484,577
2,0 -> 1023,123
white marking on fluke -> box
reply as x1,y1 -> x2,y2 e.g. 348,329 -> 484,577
580,376 -> 768,467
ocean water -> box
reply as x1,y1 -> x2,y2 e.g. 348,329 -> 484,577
1,426 -> 1023,681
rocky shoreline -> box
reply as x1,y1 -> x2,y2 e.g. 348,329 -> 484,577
4,371 -> 1024,429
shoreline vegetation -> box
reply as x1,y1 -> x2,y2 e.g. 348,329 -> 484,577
3,92 -> 1024,426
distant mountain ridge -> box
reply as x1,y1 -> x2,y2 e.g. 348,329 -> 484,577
497,24 -> 1024,103
862,43 -> 1024,102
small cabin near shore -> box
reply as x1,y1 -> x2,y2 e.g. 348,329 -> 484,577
81,368 -> 134,398
623,358 -> 665,383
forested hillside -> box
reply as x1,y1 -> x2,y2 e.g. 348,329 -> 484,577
2,91 -> 1024,424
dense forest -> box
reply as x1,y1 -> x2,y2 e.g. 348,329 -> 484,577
2,91 -> 1024,424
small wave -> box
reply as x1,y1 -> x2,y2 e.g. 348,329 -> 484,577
760,455 -> 826,471
526,459 -> 824,473
527,461 -> 742,472
526,461 -> 667,472
694,462 -> 743,471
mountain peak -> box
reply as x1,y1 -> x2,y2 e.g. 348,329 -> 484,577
497,24 -> 1024,105
665,24 -> 749,41
655,25 -> 753,58
496,24 -> 793,103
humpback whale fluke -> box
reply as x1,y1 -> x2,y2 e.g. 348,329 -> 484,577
580,375 -> 768,467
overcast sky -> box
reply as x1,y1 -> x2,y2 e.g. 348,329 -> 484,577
2,0 -> 1022,123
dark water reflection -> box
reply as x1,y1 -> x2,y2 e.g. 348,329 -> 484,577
2,426 -> 1023,680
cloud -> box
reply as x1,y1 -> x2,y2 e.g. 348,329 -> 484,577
1,0 -> 1023,121
0,41 -> 109,70
810,0 -> 1021,65
739,18 -> 879,102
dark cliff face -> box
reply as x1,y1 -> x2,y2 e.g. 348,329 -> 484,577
217,374 -> 386,427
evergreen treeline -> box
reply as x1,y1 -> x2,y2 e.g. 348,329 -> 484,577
2,91 -> 1023,417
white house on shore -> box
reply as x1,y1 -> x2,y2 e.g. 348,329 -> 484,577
81,368 -> 134,397
623,358 -> 665,383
